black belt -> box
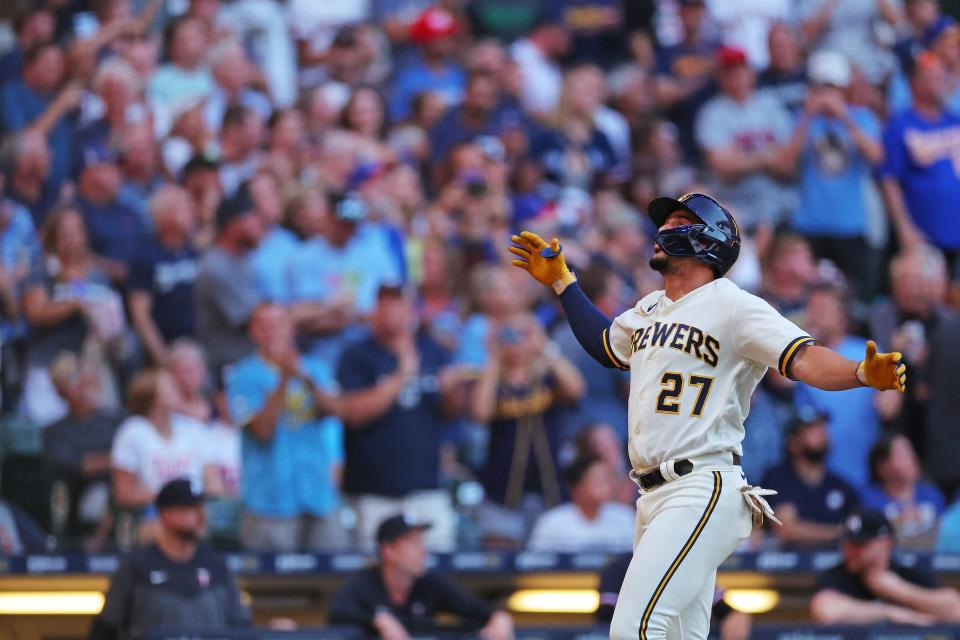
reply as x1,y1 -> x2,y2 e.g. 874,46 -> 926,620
636,453 -> 741,492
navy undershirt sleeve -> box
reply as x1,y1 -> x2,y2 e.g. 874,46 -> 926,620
558,281 -> 622,369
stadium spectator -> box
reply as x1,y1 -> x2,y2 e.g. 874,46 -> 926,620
4,128 -> 58,227
337,285 -> 465,550
179,154 -> 222,249
573,423 -> 637,505
531,65 -> 618,191
43,351 -> 118,546
758,231 -> 817,319
193,188 -> 263,384
203,39 -> 272,136
0,6 -> 54,85
288,192 -> 400,361
784,51 -> 884,299
869,247 -> 960,494
879,52 -> 960,262
74,141 -> 144,284
328,513 -> 514,640
147,15 -> 213,132
794,285 -> 885,490
799,0 -> 900,86
263,108 -> 308,185
226,303 -> 346,551
597,554 -> 752,639
90,478 -> 251,639
217,105 -> 265,197
889,16 -> 960,116
654,0 -> 717,163
510,8 -> 569,117
471,313 -> 585,546
389,7 -> 464,121
168,339 -> 240,498
429,71 -> 512,169
862,433 -> 945,549
73,57 -> 143,155
247,170 -> 298,302
695,46 -> 796,228
761,406 -> 860,548
116,124 -> 164,231
0,41 -> 78,191
128,185 -> 199,366
757,23 -> 807,116
0,172 -> 40,326
527,454 -> 634,552
811,508 -> 960,624
21,205 -> 123,426
111,368 -> 216,512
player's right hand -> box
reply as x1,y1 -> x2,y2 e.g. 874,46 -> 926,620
857,340 -> 906,392
509,231 -> 577,295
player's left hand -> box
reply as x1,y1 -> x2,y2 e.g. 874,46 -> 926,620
857,340 -> 906,393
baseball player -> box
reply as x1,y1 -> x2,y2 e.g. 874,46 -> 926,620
509,193 -> 905,640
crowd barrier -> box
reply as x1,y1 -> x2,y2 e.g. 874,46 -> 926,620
141,624 -> 960,640
3,550 -> 960,576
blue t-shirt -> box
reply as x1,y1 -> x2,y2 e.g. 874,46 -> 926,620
761,460 -> 859,526
128,235 -> 199,342
389,56 -> 465,121
288,225 -> 402,315
226,353 -> 344,518
861,481 -> 945,542
794,108 -> 881,237
76,196 -> 144,265
336,333 -> 451,497
794,337 -> 880,490
879,108 -> 960,249
935,502 -> 960,553
250,225 -> 300,303
0,79 -> 73,190
0,201 -> 41,339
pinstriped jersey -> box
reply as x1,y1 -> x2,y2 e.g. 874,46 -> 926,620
605,278 -> 812,471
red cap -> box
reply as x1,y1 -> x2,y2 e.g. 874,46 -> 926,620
409,7 -> 459,44
716,45 -> 748,69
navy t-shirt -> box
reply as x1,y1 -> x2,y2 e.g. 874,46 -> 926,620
480,372 -> 569,507
655,40 -> 719,162
761,460 -> 860,525
530,127 -> 616,188
336,333 -> 452,497
815,560 -> 936,601
128,234 -> 199,342
77,196 -> 144,265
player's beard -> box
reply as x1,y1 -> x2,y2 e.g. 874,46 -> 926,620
649,252 -> 673,274
171,525 -> 203,544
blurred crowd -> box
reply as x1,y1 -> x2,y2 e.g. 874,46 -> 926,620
0,0 -> 959,558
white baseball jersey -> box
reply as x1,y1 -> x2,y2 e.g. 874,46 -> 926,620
604,278 -> 813,471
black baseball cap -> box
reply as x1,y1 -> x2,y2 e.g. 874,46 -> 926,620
786,405 -> 829,436
155,478 -> 204,510
215,186 -> 256,231
376,514 -> 431,544
842,508 -> 894,543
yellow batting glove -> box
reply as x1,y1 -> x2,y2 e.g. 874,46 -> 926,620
508,231 -> 577,295
856,340 -> 906,392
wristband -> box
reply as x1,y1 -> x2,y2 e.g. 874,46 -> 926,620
855,361 -> 867,386
551,271 -> 578,296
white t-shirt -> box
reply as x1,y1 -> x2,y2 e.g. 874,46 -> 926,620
111,413 -> 210,493
705,0 -> 793,70
607,278 -> 812,471
510,39 -> 562,116
203,421 -> 241,497
527,503 -> 635,552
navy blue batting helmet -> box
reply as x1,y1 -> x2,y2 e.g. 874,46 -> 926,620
647,193 -> 741,276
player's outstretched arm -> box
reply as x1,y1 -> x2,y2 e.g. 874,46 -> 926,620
509,231 -> 626,370
789,341 -> 906,393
